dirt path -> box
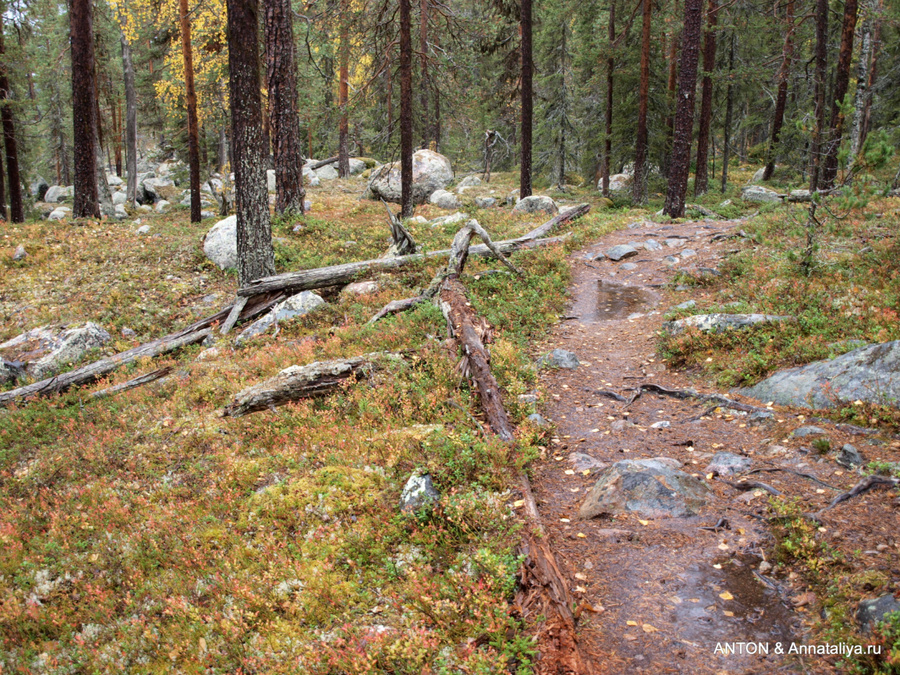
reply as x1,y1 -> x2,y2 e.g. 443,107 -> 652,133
529,218 -> 878,674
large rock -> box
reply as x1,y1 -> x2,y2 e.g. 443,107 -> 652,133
741,185 -> 782,203
0,323 -> 111,379
705,452 -> 752,476
106,173 -> 124,187
428,189 -> 460,210
664,313 -> 793,335
598,173 -> 631,192
48,206 -> 71,221
302,167 -> 321,187
367,149 -> 453,204
234,291 -> 325,344
203,215 -> 237,270
456,175 -> 482,193
605,244 -> 639,261
538,349 -> 579,370
31,176 -> 49,200
579,458 -> 712,519
857,594 -> 900,633
348,158 -> 367,175
112,191 -> 128,206
316,165 -> 339,180
43,185 -> 68,203
513,195 -> 558,215
742,340 -> 900,409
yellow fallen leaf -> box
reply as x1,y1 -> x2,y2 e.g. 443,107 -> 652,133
712,564 -> 722,569
582,470 -> 591,476
706,472 -> 714,480
642,623 -> 658,633
575,572 -> 587,580
560,518 -> 571,523
624,633 -> 638,641
638,519 -> 650,526
719,591 -> 734,601
669,596 -> 682,604
626,620 -> 638,626
723,610 -> 734,617
718,543 -> 729,550
564,469 -> 575,475
576,532 -> 587,538
574,586 -> 587,593
513,500 -> 525,508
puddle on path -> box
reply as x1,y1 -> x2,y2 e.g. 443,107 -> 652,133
573,280 -> 657,322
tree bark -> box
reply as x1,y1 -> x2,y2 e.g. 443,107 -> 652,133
337,11 -> 350,178
519,0 -> 533,198
848,0 -> 874,169
119,34 -> 137,206
0,12 -> 20,222
720,32 -> 734,192
601,0 -> 615,197
693,0 -> 717,196
663,0 -> 703,218
822,0 -> 858,188
859,0 -> 881,150
419,0 -> 431,146
0,136 -> 6,221
264,0 -> 306,215
664,0 -> 680,176
809,0 -> 828,191
179,0 -> 202,222
227,0 -> 276,285
762,0 -> 794,182
69,0 -> 100,218
633,0 -> 652,204
399,0 -> 414,217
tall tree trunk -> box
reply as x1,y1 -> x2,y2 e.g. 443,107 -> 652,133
218,126 -> 227,172
822,0 -> 858,188
433,84 -> 441,150
809,0 -> 828,191
693,0 -> 717,196
721,31 -> 734,192
848,0 -> 874,170
226,0 -> 276,284
419,0 -> 430,146
0,11 -> 22,222
0,136 -> 6,221
632,0 -> 652,204
601,0 -> 615,197
859,0 -> 881,149
519,0 -> 533,198
337,15 -> 350,177
763,0 -> 794,181
663,0 -> 703,217
664,0 -> 680,175
264,0 -> 306,215
399,0 -> 414,217
112,99 -> 122,177
120,32 -> 137,207
179,0 -> 202,222
70,0 -> 100,218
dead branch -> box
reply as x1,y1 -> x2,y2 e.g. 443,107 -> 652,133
817,475 -> 899,513
382,199 -> 418,257
685,203 -> 725,219
747,467 -> 838,490
89,367 -> 173,400
308,155 -> 339,170
221,353 -> 400,417
724,480 -> 784,496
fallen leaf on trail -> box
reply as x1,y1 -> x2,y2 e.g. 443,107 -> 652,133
576,532 -> 587,538
560,518 -> 570,523
638,519 -> 650,526
792,592 -> 815,607
574,586 -> 587,593
718,543 -> 729,550
642,624 -> 659,633
575,572 -> 587,580
712,564 -> 722,569
513,500 -> 525,508
626,620 -> 638,626
723,611 -> 734,617
719,591 -> 734,601
624,634 -> 638,641
669,596 -> 682,604
564,469 -> 575,475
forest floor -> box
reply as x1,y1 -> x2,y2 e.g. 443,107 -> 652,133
1,167 -> 898,674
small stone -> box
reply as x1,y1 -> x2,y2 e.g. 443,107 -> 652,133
758,560 -> 773,574
705,451 -> 752,476
513,195 -> 558,215
748,411 -> 775,425
605,244 -> 639,261
621,262 -> 638,271
569,452 -> 608,472
674,300 -> 696,310
12,245 -> 26,261
527,413 -> 549,427
681,248 -> 697,258
136,225 -> 150,235
791,425 -> 828,438
518,394 -> 538,404
643,239 -> 662,251
857,595 -> 900,633
610,419 -> 636,432
836,444 -> 864,469
121,327 -> 136,338
474,196 -> 497,209
719,199 -> 732,207
650,421 -> 671,429
341,280 -> 381,297
538,349 -> 579,370
584,251 -> 606,261
400,472 -> 440,513
663,255 -> 679,265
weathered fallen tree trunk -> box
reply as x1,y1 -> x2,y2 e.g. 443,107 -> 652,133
89,367 -> 173,400
0,291 -> 286,408
309,155 -> 339,170
0,329 -> 211,407
221,353 -> 400,417
238,205 -> 589,297
436,225 -> 594,674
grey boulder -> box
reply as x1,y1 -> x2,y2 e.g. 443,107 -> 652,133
235,291 -> 325,344
368,149 -> 453,204
836,444 -> 864,469
664,313 -> 793,335
203,215 -> 237,270
400,472 -> 440,513
0,323 -> 111,379
428,189 -> 460,210
580,458 -> 712,519
741,185 -> 782,203
857,595 -> 900,633
605,244 -> 639,261
513,195 -> 558,215
538,349 -> 579,370
742,340 -> 900,409
475,196 -> 497,209
705,452 -> 752,476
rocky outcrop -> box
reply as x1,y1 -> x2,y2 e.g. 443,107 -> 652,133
0,323 -> 111,379
367,149 -> 453,204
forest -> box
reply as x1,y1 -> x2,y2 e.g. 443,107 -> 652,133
1,0 -> 900,672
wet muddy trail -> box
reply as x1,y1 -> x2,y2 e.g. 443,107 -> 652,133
529,218 -> 884,674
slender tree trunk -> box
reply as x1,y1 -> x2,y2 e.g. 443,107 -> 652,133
113,100 -> 123,177
601,0 -> 615,197
693,0 -> 717,196
0,136 -> 6,221
632,0 -> 652,204
859,0 -> 881,149
419,0 -> 430,146
664,0 -> 680,175
0,11 -> 22,222
218,126 -> 227,172
822,0 -> 858,188
226,0 -> 275,284
264,0 -> 305,215
763,0 -> 794,181
519,0 -> 533,198
179,0 -> 202,222
663,0 -> 703,217
848,0 -> 874,169
70,0 -> 100,217
399,0 -> 414,217
809,0 -> 828,191
337,15 -> 350,178
721,32 -> 734,192
120,33 -> 137,207
433,85 -> 441,150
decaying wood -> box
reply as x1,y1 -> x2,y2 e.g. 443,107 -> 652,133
89,367 -> 173,400
237,203 -> 590,297
220,295 -> 248,335
0,328 -> 211,408
685,203 -> 725,219
382,199 -> 418,257
308,155 -> 339,170
0,291 -> 285,408
221,352 -> 399,417
436,226 -> 593,674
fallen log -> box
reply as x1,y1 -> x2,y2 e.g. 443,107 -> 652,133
221,353 -> 400,417
308,155 -> 339,170
436,225 -> 594,674
237,204 -> 590,298
0,329 -> 211,408
0,291 -> 286,408
89,367 -> 173,400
